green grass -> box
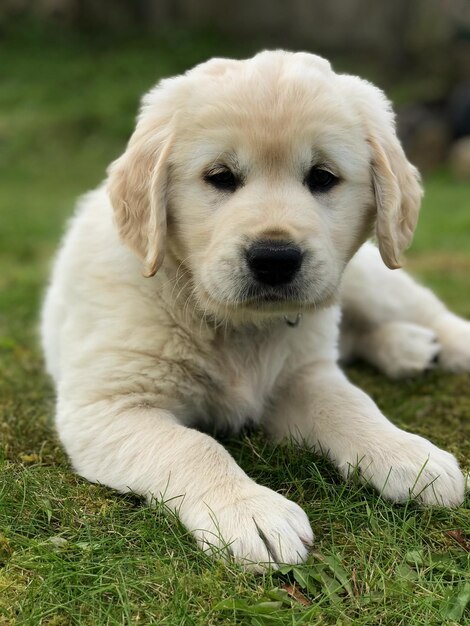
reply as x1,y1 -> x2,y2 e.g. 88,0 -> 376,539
0,26 -> 469,626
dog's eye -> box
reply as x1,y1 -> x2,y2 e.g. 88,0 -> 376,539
204,168 -> 240,192
305,167 -> 339,193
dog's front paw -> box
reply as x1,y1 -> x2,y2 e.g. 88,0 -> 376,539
434,313 -> 470,372
184,481 -> 313,572
339,431 -> 465,507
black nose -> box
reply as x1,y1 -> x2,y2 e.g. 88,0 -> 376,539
246,240 -> 302,286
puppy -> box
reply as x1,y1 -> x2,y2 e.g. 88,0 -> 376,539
41,51 -> 469,571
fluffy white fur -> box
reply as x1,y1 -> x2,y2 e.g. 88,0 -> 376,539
41,51 -> 469,572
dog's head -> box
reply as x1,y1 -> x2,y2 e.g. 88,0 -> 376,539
108,51 -> 422,320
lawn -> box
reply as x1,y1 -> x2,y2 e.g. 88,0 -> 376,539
0,25 -> 469,626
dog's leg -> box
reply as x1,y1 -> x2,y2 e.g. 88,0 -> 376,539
56,390 -> 313,570
266,362 -> 465,506
340,242 -> 470,376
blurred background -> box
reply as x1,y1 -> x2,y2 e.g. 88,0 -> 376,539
0,0 -> 469,353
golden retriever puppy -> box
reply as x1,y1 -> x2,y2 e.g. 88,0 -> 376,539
41,51 -> 468,571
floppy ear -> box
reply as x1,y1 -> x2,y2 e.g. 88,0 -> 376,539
106,72 -> 188,277
369,133 -> 422,269
107,125 -> 173,277
339,75 -> 423,269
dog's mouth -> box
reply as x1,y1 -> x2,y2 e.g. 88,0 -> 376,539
197,282 -> 337,320
238,284 -> 305,307
194,282 -> 304,317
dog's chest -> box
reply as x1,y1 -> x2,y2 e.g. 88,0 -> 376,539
190,327 -> 291,432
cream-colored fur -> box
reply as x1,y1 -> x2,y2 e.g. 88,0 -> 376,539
41,51 -> 469,572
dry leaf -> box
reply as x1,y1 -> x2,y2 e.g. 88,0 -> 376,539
446,530 -> 470,552
281,583 -> 311,607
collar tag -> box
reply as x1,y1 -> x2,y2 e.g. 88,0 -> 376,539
284,313 -> 302,328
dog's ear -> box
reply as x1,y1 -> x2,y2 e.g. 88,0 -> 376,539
106,75 -> 185,277
107,125 -> 172,277
340,76 -> 423,269
369,133 -> 422,270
